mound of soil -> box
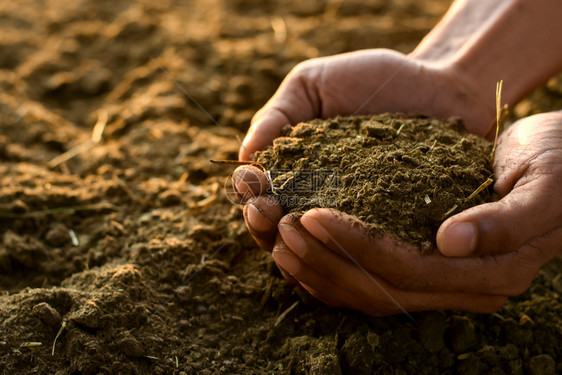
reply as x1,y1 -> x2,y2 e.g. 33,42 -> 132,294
256,114 -> 493,249
0,0 -> 561,374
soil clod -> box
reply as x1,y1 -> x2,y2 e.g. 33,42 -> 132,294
256,114 -> 493,249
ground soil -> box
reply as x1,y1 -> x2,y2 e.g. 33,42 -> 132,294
0,0 -> 561,374
255,114 -> 493,250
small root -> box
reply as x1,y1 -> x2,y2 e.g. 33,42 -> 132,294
52,321 -> 67,356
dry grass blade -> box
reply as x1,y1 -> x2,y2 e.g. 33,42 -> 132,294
324,0 -> 344,20
20,342 -> 42,348
270,17 -> 287,44
274,301 -> 299,327
443,204 -> 459,218
490,80 -> 503,164
48,110 -> 108,168
51,321 -> 67,356
465,178 -> 493,202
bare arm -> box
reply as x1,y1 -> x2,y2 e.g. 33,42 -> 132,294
412,0 -> 562,112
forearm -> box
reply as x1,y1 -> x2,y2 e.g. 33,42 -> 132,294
412,0 -> 562,110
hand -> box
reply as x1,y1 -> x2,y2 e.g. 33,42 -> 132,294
234,48 -> 497,295
239,49 -> 496,161
234,49 -> 496,285
235,111 -> 562,314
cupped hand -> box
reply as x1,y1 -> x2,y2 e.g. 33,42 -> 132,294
235,111 -> 562,314
236,49 -> 496,254
239,49 -> 496,161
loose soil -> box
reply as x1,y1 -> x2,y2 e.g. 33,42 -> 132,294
255,114 -> 493,250
0,0 -> 561,374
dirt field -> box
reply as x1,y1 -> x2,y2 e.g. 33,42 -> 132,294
0,0 -> 561,374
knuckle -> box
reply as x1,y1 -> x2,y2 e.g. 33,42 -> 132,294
292,59 -> 316,75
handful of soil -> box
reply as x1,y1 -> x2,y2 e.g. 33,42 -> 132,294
254,114 -> 493,251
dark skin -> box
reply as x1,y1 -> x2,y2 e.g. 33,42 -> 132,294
233,0 -> 562,315
234,113 -> 562,314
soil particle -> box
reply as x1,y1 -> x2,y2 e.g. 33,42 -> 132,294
279,336 -> 342,375
158,189 -> 183,206
341,331 -> 378,375
551,273 -> 562,294
45,223 -> 71,247
117,332 -> 144,358
448,315 -> 477,353
256,114 -> 493,249
32,302 -> 62,327
456,354 -> 481,375
2,230 -> 47,269
416,311 -> 447,353
69,302 -> 104,329
527,354 -> 556,375
175,285 -> 193,302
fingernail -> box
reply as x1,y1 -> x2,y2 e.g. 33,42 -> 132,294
440,221 -> 477,257
232,168 -> 267,199
246,203 -> 274,232
272,249 -> 300,275
232,172 -> 255,200
278,223 -> 308,258
300,214 -> 329,244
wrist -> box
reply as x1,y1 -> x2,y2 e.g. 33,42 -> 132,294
410,0 -> 562,136
406,53 -> 496,136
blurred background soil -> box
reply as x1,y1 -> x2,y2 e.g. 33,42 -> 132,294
0,0 -> 561,374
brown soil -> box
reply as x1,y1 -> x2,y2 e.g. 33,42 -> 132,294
255,114 -> 493,250
0,0 -> 561,374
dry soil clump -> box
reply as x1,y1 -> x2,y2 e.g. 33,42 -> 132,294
255,114 -> 493,250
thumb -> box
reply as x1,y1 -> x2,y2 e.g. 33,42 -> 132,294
239,62 -> 320,161
437,177 -> 559,256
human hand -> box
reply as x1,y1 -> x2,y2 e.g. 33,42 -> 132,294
235,111 -> 562,314
236,48 -> 496,257
234,48 -> 497,290
239,49 -> 496,161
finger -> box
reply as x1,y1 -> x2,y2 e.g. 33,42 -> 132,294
272,236 -> 351,308
232,165 -> 269,203
239,110 -> 290,162
437,175 -> 562,257
276,220 -> 507,314
243,196 -> 283,252
239,62 -> 320,161
300,208 -> 560,296
440,113 -> 562,257
272,235 -> 301,288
